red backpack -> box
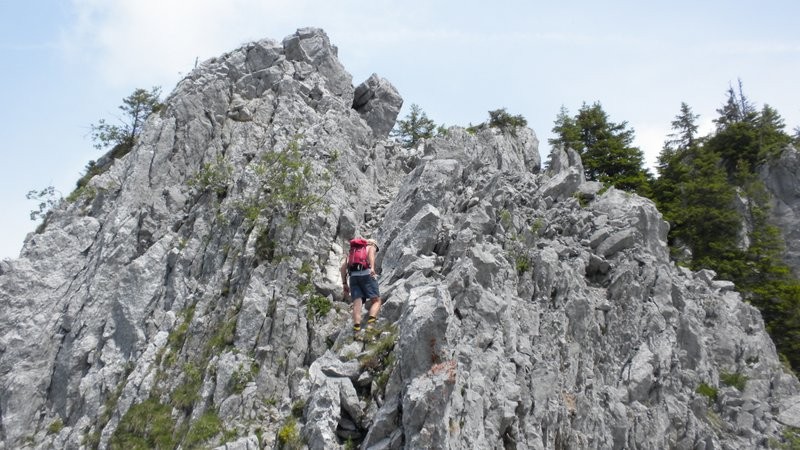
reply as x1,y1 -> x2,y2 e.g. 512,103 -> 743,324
347,238 -> 370,272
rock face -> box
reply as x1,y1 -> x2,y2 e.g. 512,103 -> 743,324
1,28 -> 799,450
760,146 -> 800,277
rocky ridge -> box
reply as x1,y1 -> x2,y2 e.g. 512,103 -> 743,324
1,28 -> 799,449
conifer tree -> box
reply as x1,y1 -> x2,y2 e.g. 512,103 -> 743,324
548,105 -> 581,152
652,104 -> 700,241
756,104 -> 791,160
664,102 -> 700,153
714,79 -> 756,130
553,102 -> 651,194
671,149 -> 741,276
391,103 -> 438,148
655,87 -> 800,372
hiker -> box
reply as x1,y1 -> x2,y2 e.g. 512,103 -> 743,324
341,237 -> 381,334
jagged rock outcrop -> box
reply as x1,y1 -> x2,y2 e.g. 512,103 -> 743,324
1,27 -> 799,450
352,73 -> 403,139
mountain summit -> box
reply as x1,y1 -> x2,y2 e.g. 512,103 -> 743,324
1,27 -> 799,449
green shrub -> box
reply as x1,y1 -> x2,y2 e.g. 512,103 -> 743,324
171,363 -> 202,411
207,318 -> 237,354
110,398 -> 175,450
360,325 -> 398,372
775,427 -> 800,449
249,139 -> 332,225
291,399 -> 306,418
696,382 -> 718,404
184,410 -> 223,449
530,219 -> 544,236
168,306 -> 195,352
720,371 -> 748,391
488,108 -> 527,132
307,295 -> 332,320
515,255 -> 531,276
277,417 -> 302,449
499,209 -> 513,230
47,418 -> 64,435
188,154 -> 233,198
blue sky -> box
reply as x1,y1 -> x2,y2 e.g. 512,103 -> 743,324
2,0 -> 799,259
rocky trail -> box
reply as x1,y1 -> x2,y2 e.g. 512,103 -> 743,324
1,28 -> 799,450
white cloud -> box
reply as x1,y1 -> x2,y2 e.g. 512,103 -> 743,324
59,0 -> 315,87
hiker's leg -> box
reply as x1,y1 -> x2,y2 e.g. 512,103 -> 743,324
352,298 -> 363,328
368,297 -> 381,320
364,275 -> 381,324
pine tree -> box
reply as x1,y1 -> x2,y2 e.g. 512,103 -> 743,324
665,102 -> 700,153
548,105 -> 582,152
652,104 -> 700,240
713,79 -> 756,131
671,149 -> 742,276
391,104 -> 437,148
569,102 -> 651,194
756,104 -> 791,160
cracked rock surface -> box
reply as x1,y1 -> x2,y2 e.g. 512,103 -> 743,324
1,28 -> 799,449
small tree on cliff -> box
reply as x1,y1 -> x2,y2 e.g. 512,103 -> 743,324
392,104 -> 438,148
90,87 -> 162,150
550,102 -> 651,195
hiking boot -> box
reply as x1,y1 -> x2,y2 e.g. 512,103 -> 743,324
353,324 -> 364,341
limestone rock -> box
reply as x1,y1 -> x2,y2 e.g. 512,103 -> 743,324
353,73 -> 403,139
0,27 -> 798,450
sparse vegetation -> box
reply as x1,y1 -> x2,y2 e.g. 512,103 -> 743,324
207,317 -> 237,356
245,138 -> 333,225
110,398 -> 176,450
26,186 -> 62,222
184,410 -> 223,449
91,87 -> 162,151
696,382 -> 718,404
47,417 -> 64,435
359,325 -> 398,373
515,255 -> 531,276
297,262 -> 315,295
530,218 -> 544,236
168,306 -> 195,352
773,427 -> 800,449
466,108 -> 528,136
171,363 -> 202,411
291,399 -> 306,418
488,108 -> 527,132
230,362 -> 259,394
499,209 -> 513,230
307,294 -> 332,320
720,371 -> 748,391
277,417 -> 303,449
188,154 -> 234,198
